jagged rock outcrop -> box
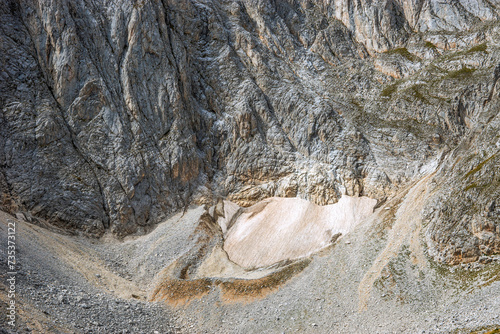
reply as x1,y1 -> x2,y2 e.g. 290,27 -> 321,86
1,0 -> 500,265
322,0 -> 500,52
425,94 -> 500,265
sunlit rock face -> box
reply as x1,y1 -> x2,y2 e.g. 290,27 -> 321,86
1,0 -> 500,264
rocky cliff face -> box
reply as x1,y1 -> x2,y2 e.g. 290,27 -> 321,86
1,0 -> 499,264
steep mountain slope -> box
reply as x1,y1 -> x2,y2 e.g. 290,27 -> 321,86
1,1 -> 500,332
2,0 -> 499,264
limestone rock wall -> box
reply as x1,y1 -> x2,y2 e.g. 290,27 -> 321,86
1,0 -> 500,264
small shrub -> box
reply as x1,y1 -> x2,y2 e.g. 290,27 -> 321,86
464,153 -> 497,178
445,66 -> 476,79
464,183 -> 478,191
381,83 -> 398,97
408,84 -> 428,103
424,41 -> 437,49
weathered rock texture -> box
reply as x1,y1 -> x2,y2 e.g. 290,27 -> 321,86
1,0 -> 500,264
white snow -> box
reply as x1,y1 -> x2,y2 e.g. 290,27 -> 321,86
221,196 -> 377,269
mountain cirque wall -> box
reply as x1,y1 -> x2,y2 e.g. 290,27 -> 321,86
1,0 -> 500,264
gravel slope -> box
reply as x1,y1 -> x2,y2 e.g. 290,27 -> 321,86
1,187 -> 499,334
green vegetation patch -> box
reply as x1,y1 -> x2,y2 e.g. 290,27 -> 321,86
152,259 -> 311,304
349,98 -> 363,110
424,41 -> 437,49
445,66 -> 476,80
457,325 -> 500,334
381,82 -> 399,98
430,254 -> 500,293
384,47 -> 420,62
464,183 -> 479,191
405,84 -> 430,104
467,42 -> 488,53
219,259 -> 311,298
464,153 -> 497,178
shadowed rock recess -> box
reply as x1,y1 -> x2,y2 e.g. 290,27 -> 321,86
1,0 -> 500,332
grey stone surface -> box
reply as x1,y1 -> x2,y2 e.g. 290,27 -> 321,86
0,0 -> 499,265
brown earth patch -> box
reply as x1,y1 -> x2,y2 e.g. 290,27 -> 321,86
218,259 -> 311,303
150,259 -> 310,306
150,278 -> 214,307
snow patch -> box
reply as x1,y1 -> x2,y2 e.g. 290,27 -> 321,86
221,196 -> 377,269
